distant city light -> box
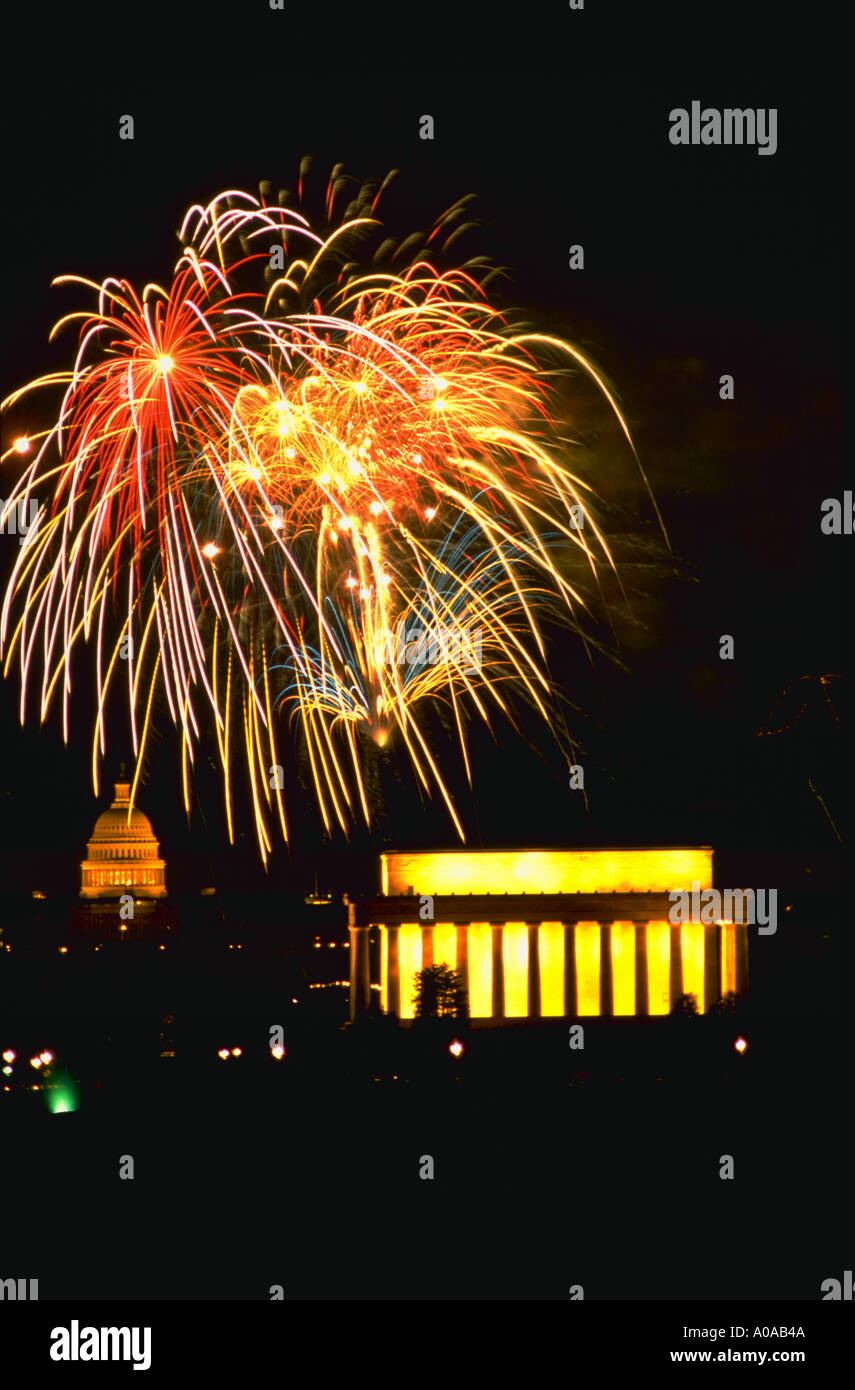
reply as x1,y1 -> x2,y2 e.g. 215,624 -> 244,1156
2,1050 -> 15,1063
217,1049 -> 230,1060
231,1048 -> 242,1058
13,436 -> 30,454
734,1036 -> 748,1054
2,1065 -> 12,1076
449,1039 -> 465,1058
29,1056 -> 43,1069
270,1044 -> 286,1061
40,1051 -> 53,1064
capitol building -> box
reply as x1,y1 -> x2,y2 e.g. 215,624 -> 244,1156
80,778 -> 167,900
75,775 -> 168,936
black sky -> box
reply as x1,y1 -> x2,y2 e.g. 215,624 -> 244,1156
0,13 -> 845,896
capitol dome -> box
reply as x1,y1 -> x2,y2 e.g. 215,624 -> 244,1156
80,780 -> 166,900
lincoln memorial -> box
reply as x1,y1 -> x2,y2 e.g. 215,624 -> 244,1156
347,849 -> 748,1022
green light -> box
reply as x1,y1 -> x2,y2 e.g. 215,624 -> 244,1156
45,1075 -> 79,1115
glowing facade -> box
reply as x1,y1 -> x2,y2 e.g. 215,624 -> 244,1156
80,781 -> 166,900
348,849 -> 748,1022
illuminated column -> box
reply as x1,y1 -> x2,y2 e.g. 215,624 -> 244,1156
349,924 -> 371,1020
735,922 -> 749,997
421,922 -> 434,969
669,923 -> 683,1008
703,922 -> 720,1012
599,923 -> 613,1017
563,923 -> 577,1016
491,924 -> 505,1020
527,924 -> 541,1018
634,921 -> 649,1017
387,923 -> 401,1017
456,924 -> 469,1004
716,922 -> 725,995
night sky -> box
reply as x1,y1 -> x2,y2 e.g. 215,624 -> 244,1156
0,4 -> 849,1328
0,23 -> 844,901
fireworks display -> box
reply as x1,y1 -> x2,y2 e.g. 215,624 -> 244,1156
1,165 -> 661,858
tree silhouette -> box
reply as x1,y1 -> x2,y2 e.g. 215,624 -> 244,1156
412,963 -> 468,1019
